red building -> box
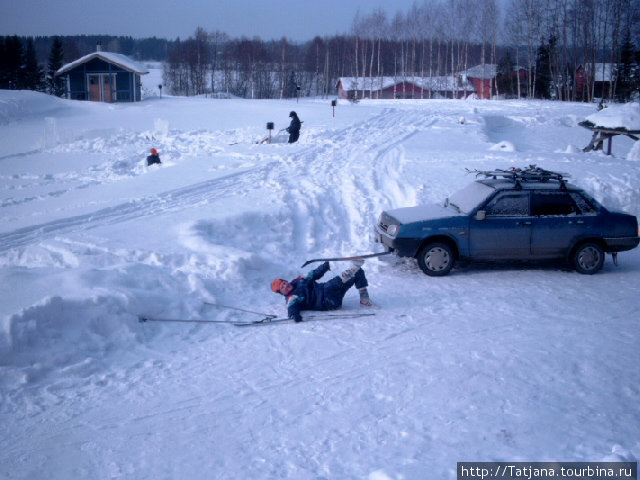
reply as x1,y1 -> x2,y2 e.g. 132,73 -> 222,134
574,63 -> 615,99
458,64 -> 498,99
337,76 -> 474,100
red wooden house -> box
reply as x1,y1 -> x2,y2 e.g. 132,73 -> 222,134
574,63 -> 615,99
458,64 -> 498,99
336,76 -> 474,100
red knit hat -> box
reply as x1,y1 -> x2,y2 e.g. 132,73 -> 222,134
150,148 -> 158,155
271,279 -> 284,293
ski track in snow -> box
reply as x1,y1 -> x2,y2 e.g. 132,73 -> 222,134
1,92 -> 640,480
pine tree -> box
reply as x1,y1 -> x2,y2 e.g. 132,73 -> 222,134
0,38 -> 5,88
22,38 -> 44,91
534,36 -> 556,100
0,36 -> 24,89
497,52 -> 516,98
47,37 -> 65,96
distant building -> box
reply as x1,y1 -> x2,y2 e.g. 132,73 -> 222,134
55,44 -> 148,102
575,63 -> 616,99
336,75 -> 474,100
458,64 -> 498,99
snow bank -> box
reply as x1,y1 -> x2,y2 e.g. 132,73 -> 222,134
0,90 -> 70,125
584,101 -> 640,130
1,296 -> 139,392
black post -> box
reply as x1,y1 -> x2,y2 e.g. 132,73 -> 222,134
267,122 -> 274,143
158,84 -> 162,98
331,99 -> 337,117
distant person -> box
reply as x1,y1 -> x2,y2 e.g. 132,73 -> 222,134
271,260 -> 373,322
147,148 -> 161,166
286,111 -> 301,144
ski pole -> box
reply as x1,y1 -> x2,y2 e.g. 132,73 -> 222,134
138,315 -> 251,325
301,251 -> 392,268
203,302 -> 278,320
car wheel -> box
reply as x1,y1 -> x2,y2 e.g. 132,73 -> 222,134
572,242 -> 604,274
417,242 -> 454,276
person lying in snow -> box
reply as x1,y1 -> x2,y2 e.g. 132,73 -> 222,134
271,260 -> 373,322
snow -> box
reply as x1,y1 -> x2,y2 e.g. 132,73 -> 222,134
1,78 -> 640,479
585,102 -> 640,131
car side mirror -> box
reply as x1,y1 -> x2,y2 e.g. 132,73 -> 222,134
475,210 -> 486,221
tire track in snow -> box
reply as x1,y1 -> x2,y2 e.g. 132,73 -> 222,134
265,108 -> 432,258
0,164 -> 276,253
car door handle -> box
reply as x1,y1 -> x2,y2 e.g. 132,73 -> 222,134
517,221 -> 532,226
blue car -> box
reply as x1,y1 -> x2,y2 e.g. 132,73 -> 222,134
374,166 -> 639,276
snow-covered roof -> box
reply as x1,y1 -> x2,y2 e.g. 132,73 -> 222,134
584,102 -> 640,131
56,51 -> 149,76
581,63 -> 615,82
338,76 -> 474,92
459,64 -> 498,80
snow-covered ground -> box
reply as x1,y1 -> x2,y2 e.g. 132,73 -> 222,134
1,80 -> 639,480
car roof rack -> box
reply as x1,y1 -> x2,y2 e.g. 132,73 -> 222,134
466,165 -> 570,189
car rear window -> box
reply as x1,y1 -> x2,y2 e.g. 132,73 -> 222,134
569,192 -> 598,214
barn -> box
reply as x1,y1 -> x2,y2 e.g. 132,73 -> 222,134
55,46 -> 149,102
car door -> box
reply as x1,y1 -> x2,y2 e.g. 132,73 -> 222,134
469,191 -> 532,259
530,190 -> 598,258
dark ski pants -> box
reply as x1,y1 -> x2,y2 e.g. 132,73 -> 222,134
321,269 -> 368,310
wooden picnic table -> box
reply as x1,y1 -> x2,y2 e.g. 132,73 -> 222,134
579,121 -> 640,155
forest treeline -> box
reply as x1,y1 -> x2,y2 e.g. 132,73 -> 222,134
2,0 -> 639,102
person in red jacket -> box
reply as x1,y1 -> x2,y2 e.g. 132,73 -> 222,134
271,260 -> 372,322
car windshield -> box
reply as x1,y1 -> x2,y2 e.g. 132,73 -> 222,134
447,181 -> 495,214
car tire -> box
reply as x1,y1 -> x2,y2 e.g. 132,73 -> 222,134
417,242 -> 454,276
572,242 -> 604,274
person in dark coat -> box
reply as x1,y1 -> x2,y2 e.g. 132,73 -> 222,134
286,111 -> 301,143
271,260 -> 372,322
147,148 -> 161,166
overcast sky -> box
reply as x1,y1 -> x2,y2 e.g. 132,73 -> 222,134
1,0 -> 431,42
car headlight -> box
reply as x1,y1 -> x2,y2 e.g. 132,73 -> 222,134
387,224 -> 399,236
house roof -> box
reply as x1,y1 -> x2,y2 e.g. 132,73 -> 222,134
56,51 -> 149,76
459,64 -> 498,80
581,63 -> 615,82
337,76 -> 474,92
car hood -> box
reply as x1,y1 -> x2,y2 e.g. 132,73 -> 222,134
385,204 -> 463,224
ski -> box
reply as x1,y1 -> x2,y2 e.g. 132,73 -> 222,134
137,315 -> 272,325
233,312 -> 376,327
202,301 -> 277,320
301,251 -> 391,268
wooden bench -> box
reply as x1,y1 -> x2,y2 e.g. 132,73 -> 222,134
579,121 -> 640,155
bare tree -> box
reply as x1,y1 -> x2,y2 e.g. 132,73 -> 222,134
475,0 -> 499,98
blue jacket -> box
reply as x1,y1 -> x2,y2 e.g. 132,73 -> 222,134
285,261 -> 331,319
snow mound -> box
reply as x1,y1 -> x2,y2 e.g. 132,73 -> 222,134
584,102 -> 640,130
559,144 -> 582,154
627,138 -> 640,161
0,90 -> 70,125
1,295 -> 140,390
